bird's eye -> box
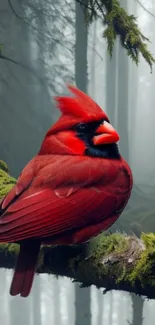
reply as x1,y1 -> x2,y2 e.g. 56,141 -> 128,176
75,123 -> 88,132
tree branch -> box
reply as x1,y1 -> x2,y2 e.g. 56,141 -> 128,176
76,0 -> 155,71
1,233 -> 155,299
4,0 -> 155,70
0,51 -> 47,82
1,161 -> 155,299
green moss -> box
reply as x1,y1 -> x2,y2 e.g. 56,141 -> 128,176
116,265 -> 126,283
0,163 -> 16,199
0,243 -> 19,257
68,234 -> 130,285
126,233 -> 155,287
0,160 -> 9,173
74,233 -> 155,289
91,233 -> 129,260
7,243 -> 19,255
112,233 -> 155,288
142,232 -> 155,247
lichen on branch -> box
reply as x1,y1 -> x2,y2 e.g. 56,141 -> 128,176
76,0 -> 155,71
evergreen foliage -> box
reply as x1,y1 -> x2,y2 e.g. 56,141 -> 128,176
77,0 -> 155,71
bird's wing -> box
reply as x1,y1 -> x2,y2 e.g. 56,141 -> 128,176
0,156 -> 126,242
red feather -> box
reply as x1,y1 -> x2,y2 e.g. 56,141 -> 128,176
0,85 -> 133,297
10,241 -> 40,297
0,157 -> 126,241
55,84 -> 107,119
47,85 -> 108,135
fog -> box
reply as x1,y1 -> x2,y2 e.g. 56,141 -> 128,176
0,0 -> 155,324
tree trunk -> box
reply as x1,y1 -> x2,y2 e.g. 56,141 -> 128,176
0,0 -> 52,177
106,42 -> 118,127
53,279 -> 61,325
32,276 -> 42,325
116,0 -> 129,162
0,270 -> 7,324
89,19 -> 97,98
128,0 -> 138,151
109,292 -> 113,325
131,293 -> 144,325
75,285 -> 91,325
75,2 -> 91,325
75,0 -> 88,92
9,295 -> 31,325
97,289 -> 104,325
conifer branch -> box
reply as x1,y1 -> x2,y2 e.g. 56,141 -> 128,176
76,0 -> 155,71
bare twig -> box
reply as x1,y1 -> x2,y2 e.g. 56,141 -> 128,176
0,53 -> 45,81
7,0 -> 66,44
94,0 -> 106,19
136,0 -> 155,19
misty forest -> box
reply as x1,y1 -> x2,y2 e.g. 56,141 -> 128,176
0,0 -> 155,324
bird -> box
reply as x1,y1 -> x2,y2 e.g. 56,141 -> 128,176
0,84 -> 133,297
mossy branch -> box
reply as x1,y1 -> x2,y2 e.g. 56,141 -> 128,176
1,233 -> 155,299
1,161 -> 155,299
0,160 -> 16,199
76,0 -> 155,71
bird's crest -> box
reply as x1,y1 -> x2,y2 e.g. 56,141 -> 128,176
54,84 -> 107,121
46,85 -> 108,135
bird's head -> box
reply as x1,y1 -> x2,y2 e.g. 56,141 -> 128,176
39,85 -> 120,159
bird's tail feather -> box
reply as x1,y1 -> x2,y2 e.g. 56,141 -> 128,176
10,241 -> 40,297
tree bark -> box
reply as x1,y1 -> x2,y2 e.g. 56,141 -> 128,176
116,0 -> 129,163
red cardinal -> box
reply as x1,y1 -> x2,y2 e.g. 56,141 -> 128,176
0,85 -> 133,297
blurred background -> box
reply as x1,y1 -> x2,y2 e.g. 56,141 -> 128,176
0,0 -> 155,324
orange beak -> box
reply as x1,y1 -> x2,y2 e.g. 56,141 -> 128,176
93,121 -> 120,145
